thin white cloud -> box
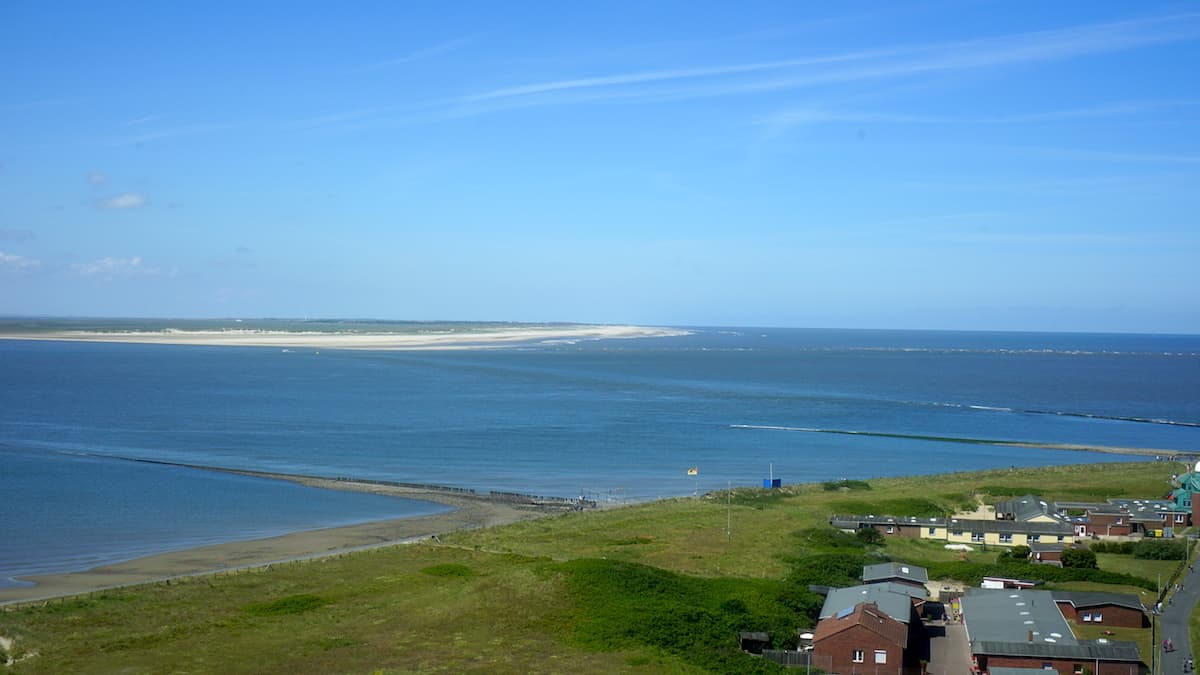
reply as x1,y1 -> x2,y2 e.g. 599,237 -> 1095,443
71,256 -> 157,278
97,193 -> 147,210
0,251 -> 41,270
123,115 -> 161,127
87,171 -> 108,186
454,12 -> 1200,110
363,35 -> 480,69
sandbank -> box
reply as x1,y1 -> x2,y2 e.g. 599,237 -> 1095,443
0,470 -> 567,605
0,324 -> 689,350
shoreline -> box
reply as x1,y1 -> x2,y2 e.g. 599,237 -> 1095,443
0,324 -> 690,350
0,467 -> 588,605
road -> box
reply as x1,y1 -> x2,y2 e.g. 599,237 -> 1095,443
1158,557 -> 1198,675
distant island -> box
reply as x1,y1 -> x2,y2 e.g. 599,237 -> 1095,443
0,318 -> 689,350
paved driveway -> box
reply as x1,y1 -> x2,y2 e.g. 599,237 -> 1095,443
928,621 -> 972,675
1159,557 -> 1198,675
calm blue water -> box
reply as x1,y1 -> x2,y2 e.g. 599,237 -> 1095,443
2,328 -> 1198,582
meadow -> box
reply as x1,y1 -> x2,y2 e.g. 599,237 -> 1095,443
0,460 -> 1184,673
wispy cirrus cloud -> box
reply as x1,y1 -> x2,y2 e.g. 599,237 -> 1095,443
71,256 -> 158,279
452,12 -> 1200,111
362,34 -> 480,70
0,251 -> 41,270
96,193 -> 147,210
87,171 -> 108,186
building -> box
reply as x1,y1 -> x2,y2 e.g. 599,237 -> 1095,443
1028,542 -> 1066,566
829,515 -> 1077,547
995,495 -> 1064,523
820,583 -> 926,626
961,589 -> 1141,675
863,562 -> 929,590
1051,592 -> 1147,629
812,602 -> 910,675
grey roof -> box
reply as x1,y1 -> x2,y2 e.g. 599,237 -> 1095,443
947,518 -> 1073,535
1027,542 -> 1066,553
832,514 -> 1072,536
995,495 -> 1059,522
863,562 -> 929,585
830,514 -> 946,528
820,583 -> 921,624
961,589 -> 1076,646
973,639 -> 1141,662
1051,591 -> 1145,612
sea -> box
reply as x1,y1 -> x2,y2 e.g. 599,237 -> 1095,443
2,327 -> 1198,585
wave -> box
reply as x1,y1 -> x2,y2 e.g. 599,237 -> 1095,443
912,398 -> 1195,425
728,425 -> 1180,456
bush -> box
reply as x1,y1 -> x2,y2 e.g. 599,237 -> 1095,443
1061,548 -> 1099,569
922,560 -> 1154,590
1090,541 -> 1136,555
1133,539 -> 1187,560
793,527 -> 865,550
559,558 -> 789,673
998,545 -> 1030,561
823,479 -> 871,491
857,528 -> 885,545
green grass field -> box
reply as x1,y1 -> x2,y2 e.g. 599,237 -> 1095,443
0,461 -> 1179,673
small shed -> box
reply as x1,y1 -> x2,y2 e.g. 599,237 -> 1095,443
739,631 -> 771,654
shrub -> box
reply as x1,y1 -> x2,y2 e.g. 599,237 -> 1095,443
823,479 -> 871,491
856,528 -> 885,545
1061,548 -> 1099,569
1133,539 -> 1187,560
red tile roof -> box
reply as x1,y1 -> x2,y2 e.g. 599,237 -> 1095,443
813,602 -> 908,647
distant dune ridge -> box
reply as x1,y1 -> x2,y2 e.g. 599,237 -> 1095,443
0,322 -> 690,350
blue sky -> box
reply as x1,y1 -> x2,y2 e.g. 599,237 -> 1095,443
1,2 -> 1198,332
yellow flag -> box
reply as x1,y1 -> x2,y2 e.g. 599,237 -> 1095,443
687,467 -> 698,475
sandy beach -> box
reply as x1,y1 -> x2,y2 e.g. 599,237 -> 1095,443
0,471 -> 565,605
0,324 -> 689,350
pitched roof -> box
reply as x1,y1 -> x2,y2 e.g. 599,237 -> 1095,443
1027,542 -> 1066,553
995,495 -> 1058,521
813,602 -> 908,648
1051,591 -> 1146,612
863,562 -> 929,585
821,583 -> 923,624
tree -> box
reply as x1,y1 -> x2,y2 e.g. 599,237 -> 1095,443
1061,547 -> 1099,569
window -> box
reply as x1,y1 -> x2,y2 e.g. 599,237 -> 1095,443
929,527 -> 937,535
1030,534 -> 1041,542
1058,535 -> 1065,542
1074,665 -> 1084,675
1177,514 -> 1186,524
1000,533 -> 1013,543
953,529 -> 964,536
886,525 -> 894,534
852,650 -> 864,663
1094,612 -> 1103,622
875,650 -> 887,664
971,532 -> 984,542
1082,612 -> 1092,622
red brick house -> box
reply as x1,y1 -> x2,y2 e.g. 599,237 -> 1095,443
812,602 -> 909,675
1051,592 -> 1147,628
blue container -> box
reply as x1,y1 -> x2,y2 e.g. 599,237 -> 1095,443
763,478 -> 782,489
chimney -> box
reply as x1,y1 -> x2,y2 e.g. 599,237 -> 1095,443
1028,630 -> 1034,643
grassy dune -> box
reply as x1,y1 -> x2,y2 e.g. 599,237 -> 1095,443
0,461 -> 1179,673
